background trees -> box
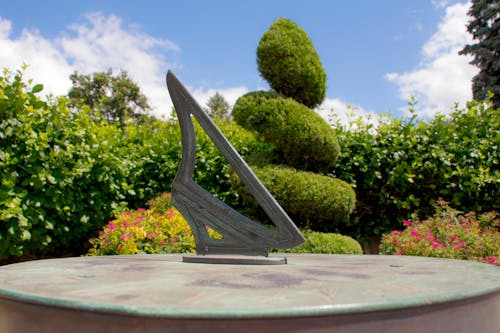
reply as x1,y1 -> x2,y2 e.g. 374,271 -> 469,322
459,0 -> 500,109
68,69 -> 151,125
205,92 -> 230,119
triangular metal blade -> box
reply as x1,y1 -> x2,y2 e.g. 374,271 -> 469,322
167,71 -> 305,256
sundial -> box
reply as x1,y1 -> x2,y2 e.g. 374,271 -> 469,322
166,71 -> 305,263
0,72 -> 498,332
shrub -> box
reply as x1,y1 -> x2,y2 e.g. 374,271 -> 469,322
257,18 -> 326,108
0,69 -> 135,259
274,230 -> 363,254
88,193 -> 195,255
233,165 -> 356,231
192,117 -> 276,207
0,68 -> 269,261
379,199 -> 500,265
331,99 -> 499,238
233,91 -> 340,173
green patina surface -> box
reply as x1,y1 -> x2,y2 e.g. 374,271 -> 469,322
0,254 -> 498,319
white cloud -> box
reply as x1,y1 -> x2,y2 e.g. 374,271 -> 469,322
0,17 -> 74,96
0,13 -> 231,118
386,2 -> 478,116
432,0 -> 450,9
317,98 -> 379,128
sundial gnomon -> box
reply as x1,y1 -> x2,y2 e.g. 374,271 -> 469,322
166,71 -> 305,264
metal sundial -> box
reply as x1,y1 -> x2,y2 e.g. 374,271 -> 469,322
166,71 -> 305,264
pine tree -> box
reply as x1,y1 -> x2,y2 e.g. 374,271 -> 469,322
459,0 -> 500,108
205,92 -> 230,119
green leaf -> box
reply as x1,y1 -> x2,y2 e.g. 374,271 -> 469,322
31,84 -> 43,93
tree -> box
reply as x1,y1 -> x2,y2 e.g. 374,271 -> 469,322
205,92 -> 230,119
459,0 -> 500,108
68,69 -> 151,125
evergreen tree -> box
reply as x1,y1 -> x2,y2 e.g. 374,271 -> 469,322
459,0 -> 500,108
68,69 -> 151,125
205,92 -> 230,119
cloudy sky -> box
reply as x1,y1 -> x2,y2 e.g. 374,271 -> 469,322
1,0 -> 477,122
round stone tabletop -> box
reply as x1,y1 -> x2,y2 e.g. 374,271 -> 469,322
0,254 -> 499,332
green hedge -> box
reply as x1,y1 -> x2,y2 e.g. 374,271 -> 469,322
257,18 -> 326,108
233,165 -> 356,231
0,70 -> 267,260
331,99 -> 499,238
274,230 -> 362,254
233,91 -> 340,173
1,70 -> 128,258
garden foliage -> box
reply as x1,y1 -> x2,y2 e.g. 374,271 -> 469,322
88,193 -> 196,255
233,18 -> 355,232
233,91 -> 340,173
89,193 -> 362,256
234,165 -> 356,231
257,17 -> 326,108
0,69 -> 265,260
331,99 -> 499,238
274,230 -> 362,255
380,199 -> 499,266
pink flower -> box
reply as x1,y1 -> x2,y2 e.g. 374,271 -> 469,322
403,219 -> 412,226
167,209 -> 175,218
481,257 -> 497,265
120,234 -> 128,240
392,238 -> 398,244
107,224 -> 117,231
410,231 -> 423,239
392,230 -> 401,236
432,242 -> 444,249
171,237 -> 179,243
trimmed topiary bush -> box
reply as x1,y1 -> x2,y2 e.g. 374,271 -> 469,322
233,91 -> 340,172
257,17 -> 326,108
233,165 -> 356,231
274,230 -> 362,254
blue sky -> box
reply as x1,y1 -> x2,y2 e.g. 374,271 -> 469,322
1,0 -> 477,121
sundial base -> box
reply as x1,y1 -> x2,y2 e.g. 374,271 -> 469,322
182,254 -> 287,265
0,254 -> 499,333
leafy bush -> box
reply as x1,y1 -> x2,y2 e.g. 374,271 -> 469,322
274,230 -> 363,254
379,199 -> 499,265
0,68 -> 274,261
331,99 -> 499,238
257,18 -> 326,108
89,193 -> 361,256
233,165 -> 356,231
0,69 -> 136,259
192,117 -> 276,207
233,91 -> 340,173
88,193 -> 195,255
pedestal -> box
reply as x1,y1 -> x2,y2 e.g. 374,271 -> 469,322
0,254 -> 498,332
